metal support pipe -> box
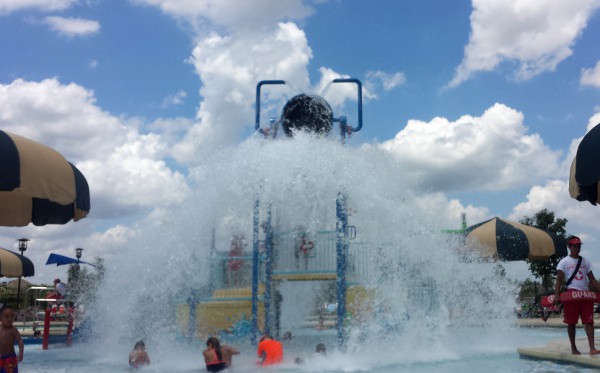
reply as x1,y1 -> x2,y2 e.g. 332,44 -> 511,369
255,80 -> 286,131
251,198 -> 260,345
331,78 -> 363,132
264,205 -> 273,336
336,193 -> 349,348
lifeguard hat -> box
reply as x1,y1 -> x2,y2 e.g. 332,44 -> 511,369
568,237 -> 582,246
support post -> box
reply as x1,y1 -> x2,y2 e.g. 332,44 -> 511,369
66,306 -> 73,347
188,294 -> 197,341
251,198 -> 260,345
336,193 -> 349,349
264,205 -> 273,336
42,308 -> 50,350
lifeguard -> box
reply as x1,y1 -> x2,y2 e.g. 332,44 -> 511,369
553,236 -> 600,355
257,335 -> 283,366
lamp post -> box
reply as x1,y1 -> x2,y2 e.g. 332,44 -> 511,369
16,238 -> 30,310
75,248 -> 83,272
75,248 -> 83,261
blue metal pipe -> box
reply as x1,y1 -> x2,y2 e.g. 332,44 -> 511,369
264,205 -> 273,336
336,193 -> 348,348
187,294 -> 196,341
255,80 -> 286,131
331,78 -> 363,132
251,198 -> 260,345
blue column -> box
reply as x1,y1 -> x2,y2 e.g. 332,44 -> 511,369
188,293 -> 196,341
336,193 -> 348,348
251,199 -> 260,345
264,205 -> 273,336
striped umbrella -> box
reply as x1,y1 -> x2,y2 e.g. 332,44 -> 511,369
465,217 -> 567,261
0,130 -> 90,226
0,247 -> 34,277
569,122 -> 600,205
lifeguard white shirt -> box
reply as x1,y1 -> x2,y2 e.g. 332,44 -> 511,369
557,256 -> 592,291
56,282 -> 68,296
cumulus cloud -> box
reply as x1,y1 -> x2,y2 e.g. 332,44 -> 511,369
380,103 -> 562,192
510,179 -> 600,246
0,78 -> 191,220
366,70 -> 406,92
448,0 -> 600,88
581,60 -> 600,88
161,90 -> 187,108
313,67 -> 376,110
44,16 -> 100,37
0,0 -> 75,14
173,22 -> 313,164
415,192 -> 490,230
132,0 -> 313,33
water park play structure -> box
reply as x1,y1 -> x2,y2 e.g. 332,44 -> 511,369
177,79 -> 376,347
15,286 -> 78,347
165,78 -> 590,370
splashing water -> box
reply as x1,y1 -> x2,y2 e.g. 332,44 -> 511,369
23,134 -> 577,372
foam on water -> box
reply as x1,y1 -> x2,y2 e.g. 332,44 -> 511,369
25,134 -> 577,371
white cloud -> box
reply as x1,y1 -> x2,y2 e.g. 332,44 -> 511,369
174,22 -> 313,164
380,103 -> 562,191
509,179 -> 600,258
0,0 -> 75,14
366,70 -> 406,92
132,0 -> 313,32
414,192 -> 490,230
581,60 -> 600,88
0,78 -> 191,220
314,67 -> 375,109
161,90 -> 187,108
45,16 -> 100,37
448,0 -> 600,88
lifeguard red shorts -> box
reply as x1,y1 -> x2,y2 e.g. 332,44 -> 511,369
563,290 -> 594,325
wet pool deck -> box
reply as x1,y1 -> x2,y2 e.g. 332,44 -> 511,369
517,315 -> 600,368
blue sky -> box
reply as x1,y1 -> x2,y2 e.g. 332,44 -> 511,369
1,0 -> 600,282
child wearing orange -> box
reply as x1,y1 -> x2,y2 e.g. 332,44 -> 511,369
257,335 -> 283,366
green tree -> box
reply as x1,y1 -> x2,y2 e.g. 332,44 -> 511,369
520,209 -> 568,293
67,257 -> 105,306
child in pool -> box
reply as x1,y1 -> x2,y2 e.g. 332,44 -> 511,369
0,304 -> 24,373
129,340 -> 150,369
203,337 -> 240,372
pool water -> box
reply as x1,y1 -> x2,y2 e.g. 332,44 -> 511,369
19,326 -> 600,372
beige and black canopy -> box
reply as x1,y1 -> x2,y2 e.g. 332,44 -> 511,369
0,247 -> 34,277
465,217 -> 567,261
569,122 -> 600,205
0,130 -> 90,226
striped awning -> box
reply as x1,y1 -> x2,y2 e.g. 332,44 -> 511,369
465,217 -> 567,261
0,247 -> 34,277
569,123 -> 600,205
0,130 -> 90,226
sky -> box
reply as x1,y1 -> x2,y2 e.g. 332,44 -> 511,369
1,0 -> 600,284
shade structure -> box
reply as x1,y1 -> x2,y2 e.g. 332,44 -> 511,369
0,130 -> 90,226
465,217 -> 567,261
569,123 -> 600,205
0,247 -> 34,277
46,253 -> 95,267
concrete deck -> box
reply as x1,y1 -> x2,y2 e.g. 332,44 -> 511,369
518,337 -> 600,369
